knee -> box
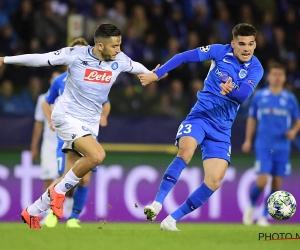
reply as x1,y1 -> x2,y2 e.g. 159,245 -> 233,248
89,151 -> 106,167
256,176 -> 268,189
177,148 -> 194,164
204,176 -> 223,191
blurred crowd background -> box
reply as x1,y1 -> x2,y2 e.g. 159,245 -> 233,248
1,0 -> 300,118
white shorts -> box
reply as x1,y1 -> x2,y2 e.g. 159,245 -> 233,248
40,139 -> 58,180
51,112 -> 98,155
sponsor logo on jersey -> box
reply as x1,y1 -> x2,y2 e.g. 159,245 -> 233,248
215,68 -> 240,90
261,108 -> 288,116
111,62 -> 118,70
239,69 -> 247,79
248,79 -> 254,85
84,69 -> 112,83
200,45 -> 210,52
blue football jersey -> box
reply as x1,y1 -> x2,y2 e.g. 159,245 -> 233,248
190,44 -> 264,134
249,88 -> 300,151
45,71 -> 67,104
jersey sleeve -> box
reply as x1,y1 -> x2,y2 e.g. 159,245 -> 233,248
117,52 -> 133,72
45,77 -> 60,104
248,93 -> 259,118
242,64 -> 264,92
47,47 -> 78,66
197,44 -> 226,62
34,95 -> 45,122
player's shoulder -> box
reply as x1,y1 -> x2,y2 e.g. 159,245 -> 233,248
201,44 -> 230,57
115,51 -> 130,62
249,55 -> 263,71
254,87 -> 270,97
282,89 -> 298,101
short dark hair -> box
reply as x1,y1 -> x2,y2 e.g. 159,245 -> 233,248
268,62 -> 286,73
232,23 -> 257,38
94,24 -> 121,43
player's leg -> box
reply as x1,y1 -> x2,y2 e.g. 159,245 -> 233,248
161,157 -> 228,231
144,121 -> 204,221
243,149 -> 272,225
49,135 -> 105,218
258,151 -> 290,226
66,171 -> 92,228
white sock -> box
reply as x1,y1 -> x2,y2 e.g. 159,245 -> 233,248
27,191 -> 51,216
54,169 -> 81,194
152,201 -> 162,212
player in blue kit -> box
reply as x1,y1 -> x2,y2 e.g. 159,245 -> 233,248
41,38 -> 111,228
242,63 -> 300,226
138,23 -> 264,230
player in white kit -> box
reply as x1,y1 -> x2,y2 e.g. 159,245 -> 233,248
0,24 -> 165,229
31,71 -> 61,191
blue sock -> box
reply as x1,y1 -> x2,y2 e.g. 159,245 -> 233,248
250,184 -> 263,206
155,157 -> 187,204
171,182 -> 214,221
69,185 -> 89,220
263,189 -> 276,217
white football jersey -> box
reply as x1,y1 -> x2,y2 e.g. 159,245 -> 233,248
47,46 -> 133,132
34,93 -> 57,146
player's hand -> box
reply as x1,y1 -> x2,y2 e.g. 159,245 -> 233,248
138,73 -> 159,86
285,129 -> 297,140
100,116 -> 108,127
242,140 -> 251,153
49,122 -> 55,131
31,147 -> 39,162
220,77 -> 233,95
0,57 -> 4,66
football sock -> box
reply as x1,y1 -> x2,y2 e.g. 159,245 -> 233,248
69,185 -> 89,220
27,190 -> 51,216
155,157 -> 187,204
263,189 -> 276,217
171,182 -> 214,220
250,184 -> 263,206
55,169 -> 81,194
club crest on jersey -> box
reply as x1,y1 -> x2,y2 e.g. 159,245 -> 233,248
239,69 -> 247,79
111,62 -> 118,70
84,69 -> 112,84
200,45 -> 210,52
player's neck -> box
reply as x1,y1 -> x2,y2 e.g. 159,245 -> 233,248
91,47 -> 105,61
269,86 -> 283,95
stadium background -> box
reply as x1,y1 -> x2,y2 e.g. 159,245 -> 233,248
0,0 -> 299,224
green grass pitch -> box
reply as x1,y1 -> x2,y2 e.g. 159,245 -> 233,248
0,223 -> 299,250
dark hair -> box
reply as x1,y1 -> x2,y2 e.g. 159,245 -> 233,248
268,62 -> 286,73
94,24 -> 121,43
232,23 -> 257,38
69,38 -> 89,47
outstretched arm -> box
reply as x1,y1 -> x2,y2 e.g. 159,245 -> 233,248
138,49 -> 200,86
0,47 -> 76,67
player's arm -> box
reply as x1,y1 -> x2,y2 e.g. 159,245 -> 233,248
242,94 -> 259,153
31,95 -> 45,162
100,100 -> 111,127
31,120 -> 43,162
42,100 -> 54,131
138,49 -> 202,86
286,96 -> 300,140
225,65 -> 264,104
0,47 -> 76,67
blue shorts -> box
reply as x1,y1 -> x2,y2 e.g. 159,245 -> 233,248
254,148 -> 291,177
175,116 -> 231,164
56,136 -> 98,176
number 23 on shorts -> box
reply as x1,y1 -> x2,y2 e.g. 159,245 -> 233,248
177,124 -> 192,136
